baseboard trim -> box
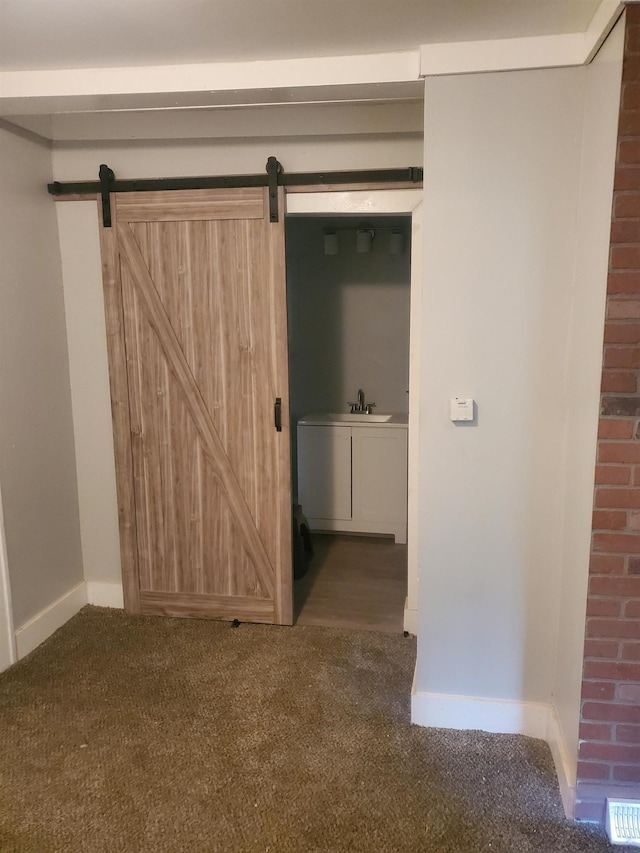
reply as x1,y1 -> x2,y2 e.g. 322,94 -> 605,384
411,686 -> 550,740
547,704 -> 576,819
403,600 -> 418,635
15,581 -> 87,660
86,581 -> 124,609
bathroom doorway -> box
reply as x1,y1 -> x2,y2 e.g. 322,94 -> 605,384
284,190 -> 422,634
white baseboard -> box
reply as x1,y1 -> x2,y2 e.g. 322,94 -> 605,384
410,673 -> 575,813
15,581 -> 87,660
547,704 -> 576,819
403,600 -> 418,635
86,581 -> 124,609
411,686 -> 550,740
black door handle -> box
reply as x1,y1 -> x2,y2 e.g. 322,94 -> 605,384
274,397 -> 282,432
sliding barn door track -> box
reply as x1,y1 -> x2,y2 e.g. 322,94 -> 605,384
47,157 -> 423,227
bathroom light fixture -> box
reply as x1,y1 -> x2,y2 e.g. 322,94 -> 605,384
323,230 -> 339,255
389,229 -> 404,255
356,227 -> 375,253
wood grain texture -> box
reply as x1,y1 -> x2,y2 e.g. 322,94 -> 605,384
117,188 -> 264,222
98,199 -> 141,613
118,222 -> 275,598
100,187 -> 293,625
139,591 -> 275,622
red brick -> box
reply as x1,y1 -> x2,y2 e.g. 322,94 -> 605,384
595,465 -> 632,485
583,660 -> 640,680
581,680 -> 617,700
589,554 -> 625,574
619,137 -> 640,161
624,600 -> 640,618
589,576 -> 640,596
607,299 -> 640,320
619,109 -> 640,136
610,223 -> 640,247
583,701 -> 640,723
580,741 -> 640,762
617,724 -> 640,743
604,347 -> 640,369
592,533 -> 640,553
584,639 -> 620,659
614,193 -> 640,219
622,642 -> 640,660
628,556 -> 640,573
580,721 -> 613,741
626,28 -> 640,56
594,487 -> 640,508
614,168 -> 640,193
586,597 -> 623,617
614,764 -> 640,782
611,245 -> 640,268
587,618 -> 640,639
592,510 -> 627,530
624,54 -> 640,78
607,272 -> 640,293
604,323 -> 640,344
601,371 -> 637,393
598,443 -> 640,464
577,760 -> 611,780
618,682 -> 640,703
598,418 -> 635,439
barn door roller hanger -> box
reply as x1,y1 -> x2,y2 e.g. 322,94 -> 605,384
48,158 -> 423,228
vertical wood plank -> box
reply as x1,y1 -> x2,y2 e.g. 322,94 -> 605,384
99,187 -> 292,625
268,187 -> 293,625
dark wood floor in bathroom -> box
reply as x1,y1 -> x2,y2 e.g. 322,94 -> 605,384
294,533 -> 407,633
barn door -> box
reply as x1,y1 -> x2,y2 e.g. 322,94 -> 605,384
100,187 -> 292,625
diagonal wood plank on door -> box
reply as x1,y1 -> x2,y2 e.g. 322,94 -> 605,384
117,221 -> 276,600
99,186 -> 292,625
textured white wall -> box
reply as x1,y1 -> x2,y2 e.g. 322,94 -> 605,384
552,17 -> 624,795
0,125 -> 83,626
415,65 -> 588,706
56,202 -> 121,586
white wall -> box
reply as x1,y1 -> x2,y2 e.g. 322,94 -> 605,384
56,202 -> 121,586
286,215 -> 411,421
52,128 -> 424,587
414,65 -> 590,715
552,17 -> 624,808
0,124 -> 83,629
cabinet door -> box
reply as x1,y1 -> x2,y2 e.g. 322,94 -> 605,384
352,428 -> 407,524
297,425 -> 352,520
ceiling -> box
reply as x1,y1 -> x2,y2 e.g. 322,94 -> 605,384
0,0 -> 602,72
0,0 -> 614,142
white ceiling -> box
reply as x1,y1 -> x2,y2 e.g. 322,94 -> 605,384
0,0 -> 602,72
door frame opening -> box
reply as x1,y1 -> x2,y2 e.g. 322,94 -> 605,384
286,189 -> 423,634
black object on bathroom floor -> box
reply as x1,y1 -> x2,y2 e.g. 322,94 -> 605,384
293,503 -> 313,579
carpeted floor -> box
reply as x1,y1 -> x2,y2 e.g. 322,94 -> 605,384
0,607 -> 630,852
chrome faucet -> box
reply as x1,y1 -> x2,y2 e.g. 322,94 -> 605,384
348,389 -> 376,414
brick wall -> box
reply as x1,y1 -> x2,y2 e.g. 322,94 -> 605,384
576,5 -> 640,823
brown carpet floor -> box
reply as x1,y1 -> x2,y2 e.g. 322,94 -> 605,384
0,606 -> 629,852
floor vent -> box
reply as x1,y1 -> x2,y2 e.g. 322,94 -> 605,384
606,799 -> 640,847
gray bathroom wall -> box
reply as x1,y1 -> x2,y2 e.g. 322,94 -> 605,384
286,215 -> 411,427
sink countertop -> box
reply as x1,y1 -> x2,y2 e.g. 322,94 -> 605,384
298,412 -> 409,427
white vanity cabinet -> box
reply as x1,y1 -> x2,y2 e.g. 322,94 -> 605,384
297,415 -> 408,544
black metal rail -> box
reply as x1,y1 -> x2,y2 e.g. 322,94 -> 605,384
47,160 -> 423,227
